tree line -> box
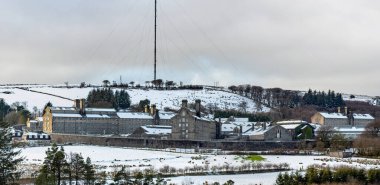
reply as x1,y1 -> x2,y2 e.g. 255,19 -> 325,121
303,89 -> 345,108
87,88 -> 131,110
276,165 -> 380,185
228,85 -> 346,110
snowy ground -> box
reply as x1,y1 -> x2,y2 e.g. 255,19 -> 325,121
0,85 -> 269,112
342,94 -> 375,103
19,145 -> 380,185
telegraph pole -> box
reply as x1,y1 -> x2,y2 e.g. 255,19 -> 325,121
154,0 -> 157,81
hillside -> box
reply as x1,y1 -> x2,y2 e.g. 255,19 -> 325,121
0,85 -> 270,113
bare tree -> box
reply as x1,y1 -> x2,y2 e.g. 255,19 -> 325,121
129,81 -> 135,88
238,101 -> 248,113
102,80 -> 110,87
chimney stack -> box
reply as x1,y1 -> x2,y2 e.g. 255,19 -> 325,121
75,99 -> 81,109
151,104 -> 157,116
252,123 -> 255,131
195,99 -> 201,117
337,107 -> 341,113
262,122 -> 266,130
144,105 -> 150,113
154,109 -> 160,125
79,99 -> 86,115
344,107 -> 348,116
182,100 -> 188,108
239,125 -> 243,136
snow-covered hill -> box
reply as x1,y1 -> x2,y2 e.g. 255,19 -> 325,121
0,85 -> 270,113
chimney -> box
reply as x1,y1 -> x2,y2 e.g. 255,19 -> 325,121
239,125 -> 243,136
154,110 -> 160,125
195,99 -> 201,117
344,107 -> 348,116
151,104 -> 157,116
251,123 -> 255,131
144,105 -> 150,113
182,100 -> 188,108
75,99 -> 81,109
337,107 -> 341,113
262,122 -> 266,130
80,99 -> 86,115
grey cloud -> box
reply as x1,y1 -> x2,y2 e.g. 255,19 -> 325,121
0,0 -> 379,95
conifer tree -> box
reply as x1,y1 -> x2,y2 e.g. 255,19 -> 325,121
0,122 -> 23,185
84,157 -> 95,185
35,143 -> 67,185
72,153 -> 85,185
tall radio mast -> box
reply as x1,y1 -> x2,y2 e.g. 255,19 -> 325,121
154,0 -> 157,81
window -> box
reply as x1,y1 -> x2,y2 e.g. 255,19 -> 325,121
277,130 -> 281,138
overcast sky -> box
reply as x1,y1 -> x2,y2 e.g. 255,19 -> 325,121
1,0 -> 380,95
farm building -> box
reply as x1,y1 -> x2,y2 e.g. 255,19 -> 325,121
311,109 -> 374,127
130,125 -> 172,139
277,120 -> 315,140
242,123 -> 293,141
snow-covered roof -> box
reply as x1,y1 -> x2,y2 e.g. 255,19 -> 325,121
86,108 -> 116,112
85,114 -> 111,118
51,107 -> 76,111
243,124 -> 274,136
36,117 -> 43,122
319,112 -> 374,120
233,118 -> 249,122
334,127 -> 366,132
220,117 -> 249,123
159,112 -> 176,120
280,124 -> 301,130
26,132 -> 50,140
117,112 -> 153,119
221,122 -> 255,133
141,125 -> 172,135
319,112 -> 347,119
52,113 -> 82,118
192,115 -> 215,122
277,120 -> 308,125
27,132 -> 49,136
221,124 -> 236,132
352,113 -> 374,120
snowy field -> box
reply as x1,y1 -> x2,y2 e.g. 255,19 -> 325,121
0,85 -> 269,112
20,145 -> 380,185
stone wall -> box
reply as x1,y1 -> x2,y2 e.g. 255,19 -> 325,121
50,134 -> 304,151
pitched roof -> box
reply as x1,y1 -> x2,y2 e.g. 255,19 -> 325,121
277,120 -> 308,124
117,112 -> 153,119
319,112 -> 347,119
141,125 -> 172,135
352,113 -> 374,120
159,112 -> 176,120
242,123 -> 273,136
52,113 -> 82,118
280,124 -> 301,130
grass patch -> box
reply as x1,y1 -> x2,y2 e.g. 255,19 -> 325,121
243,155 -> 266,162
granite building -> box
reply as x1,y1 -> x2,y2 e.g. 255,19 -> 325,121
171,100 -> 217,140
43,99 -> 175,135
